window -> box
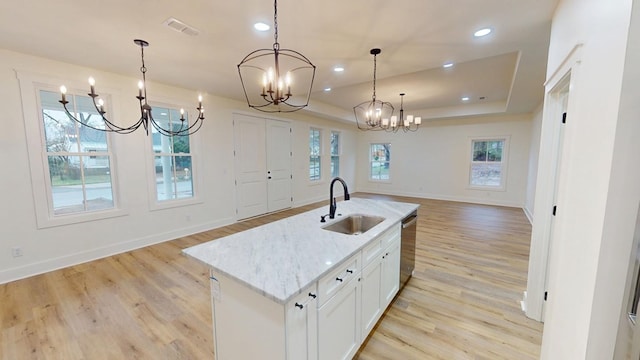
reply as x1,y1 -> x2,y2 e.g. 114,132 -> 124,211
39,89 -> 116,215
469,138 -> 507,189
370,143 -> 391,180
330,131 -> 340,178
309,128 -> 322,181
151,107 -> 194,201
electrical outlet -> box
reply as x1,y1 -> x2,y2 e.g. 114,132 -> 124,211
11,247 -> 23,258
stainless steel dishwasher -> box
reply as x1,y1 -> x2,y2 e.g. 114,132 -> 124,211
400,210 -> 418,288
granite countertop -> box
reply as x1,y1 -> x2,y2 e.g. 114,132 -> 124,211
182,197 -> 419,304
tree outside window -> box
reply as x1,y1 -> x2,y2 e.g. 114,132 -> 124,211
370,143 -> 391,180
40,89 -> 115,215
152,107 -> 194,201
309,128 -> 321,181
330,131 -> 340,178
470,139 -> 506,188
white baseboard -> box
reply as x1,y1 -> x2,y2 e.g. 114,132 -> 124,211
0,216 -> 235,285
521,291 -> 528,312
523,207 -> 534,224
355,187 -> 524,208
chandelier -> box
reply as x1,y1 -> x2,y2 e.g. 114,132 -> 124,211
353,48 -> 394,131
237,0 -> 316,112
59,39 -> 205,136
384,93 -> 421,132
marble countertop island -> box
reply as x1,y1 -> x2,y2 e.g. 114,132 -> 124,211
182,197 -> 419,304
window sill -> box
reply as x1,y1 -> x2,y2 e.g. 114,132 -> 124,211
149,197 -> 204,212
37,208 -> 129,229
467,185 -> 506,192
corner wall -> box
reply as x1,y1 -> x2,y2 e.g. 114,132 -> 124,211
355,114 -> 534,208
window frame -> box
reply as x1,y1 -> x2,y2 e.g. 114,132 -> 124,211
18,72 -> 127,228
309,127 -> 322,182
468,136 -> 509,191
369,142 -> 391,182
144,101 -> 202,211
330,130 -> 341,178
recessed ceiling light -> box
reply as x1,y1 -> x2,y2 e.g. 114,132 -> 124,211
443,62 -> 454,68
254,22 -> 270,31
333,66 -> 344,72
324,87 -> 332,92
462,96 -> 470,101
474,27 -> 492,37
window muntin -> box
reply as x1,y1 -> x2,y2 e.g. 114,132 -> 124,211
151,107 -> 194,201
309,127 -> 322,181
330,131 -> 340,178
370,143 -> 391,181
470,139 -> 505,188
40,89 -> 115,215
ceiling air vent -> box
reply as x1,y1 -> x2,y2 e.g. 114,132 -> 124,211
163,17 -> 200,36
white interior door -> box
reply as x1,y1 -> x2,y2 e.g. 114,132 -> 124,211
234,114 -> 268,220
234,114 -> 292,220
266,119 -> 292,213
542,79 -> 569,318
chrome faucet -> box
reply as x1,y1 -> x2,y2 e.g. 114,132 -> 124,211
328,177 -> 350,220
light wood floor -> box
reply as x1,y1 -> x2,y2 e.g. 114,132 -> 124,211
0,194 -> 543,359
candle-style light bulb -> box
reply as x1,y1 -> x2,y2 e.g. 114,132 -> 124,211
415,117 -> 422,125
60,86 -> 67,102
137,80 -> 144,98
88,77 -> 96,95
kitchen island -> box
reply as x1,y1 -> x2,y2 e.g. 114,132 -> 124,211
183,197 -> 419,360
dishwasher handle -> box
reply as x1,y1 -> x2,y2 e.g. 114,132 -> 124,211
402,214 -> 418,229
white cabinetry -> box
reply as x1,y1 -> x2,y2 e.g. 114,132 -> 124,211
286,286 -> 319,360
318,276 -> 361,360
207,223 -> 401,360
360,224 -> 401,336
381,238 -> 401,305
210,272 -> 317,360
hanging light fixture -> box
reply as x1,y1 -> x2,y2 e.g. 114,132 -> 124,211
237,0 -> 316,113
59,39 -> 205,136
385,93 -> 421,132
353,48 -> 394,131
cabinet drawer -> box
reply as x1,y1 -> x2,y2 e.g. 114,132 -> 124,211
288,283 -> 319,310
379,223 -> 400,248
318,252 -> 360,306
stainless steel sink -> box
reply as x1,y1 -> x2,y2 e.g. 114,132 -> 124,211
322,214 -> 385,235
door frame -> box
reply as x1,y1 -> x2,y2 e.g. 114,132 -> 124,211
525,44 -> 583,321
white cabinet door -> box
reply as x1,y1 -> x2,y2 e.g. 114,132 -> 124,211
360,257 -> 383,336
381,239 -> 401,307
286,289 -> 318,360
318,277 -> 361,360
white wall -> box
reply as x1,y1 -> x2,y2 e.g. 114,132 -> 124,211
355,114 -> 533,208
532,0 -> 638,358
0,48 -> 357,284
